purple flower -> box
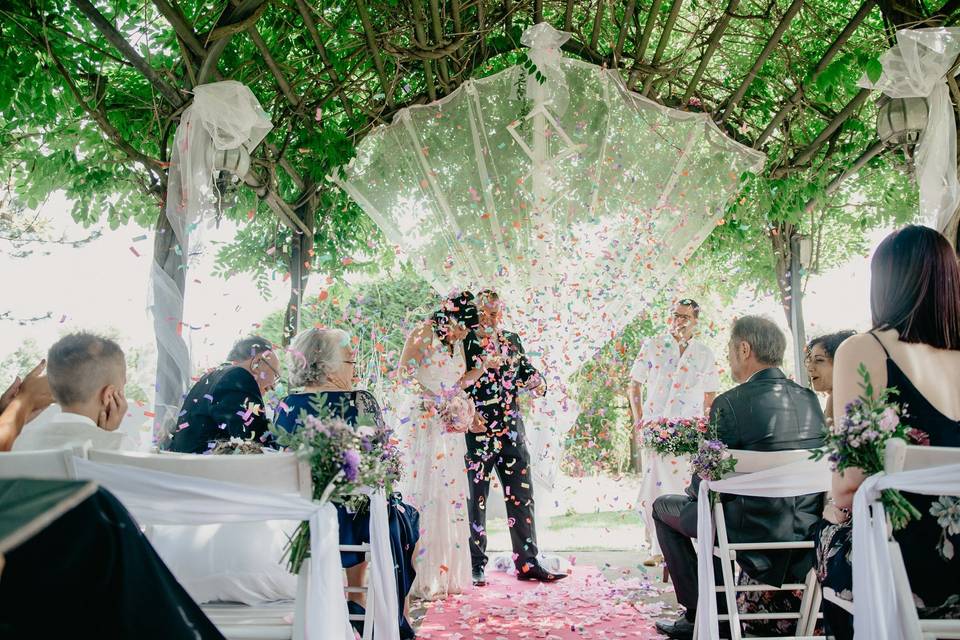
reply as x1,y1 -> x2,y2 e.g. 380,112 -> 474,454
343,449 -> 361,482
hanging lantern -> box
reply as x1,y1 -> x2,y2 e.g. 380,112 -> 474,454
207,144 -> 251,178
876,96 -> 928,146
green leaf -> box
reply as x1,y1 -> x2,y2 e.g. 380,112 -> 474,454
866,58 -> 883,85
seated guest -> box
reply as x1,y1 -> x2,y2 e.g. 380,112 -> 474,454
805,330 -> 856,424
815,226 -> 960,640
278,327 -> 419,640
168,336 -> 280,454
13,333 -> 132,452
653,316 -> 825,639
0,360 -> 53,451
0,480 -> 225,639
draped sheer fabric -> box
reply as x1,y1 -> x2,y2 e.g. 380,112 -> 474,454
150,81 -> 272,442
852,464 -> 960,640
859,28 -> 960,231
74,458 -> 400,640
334,23 -> 765,490
695,458 -> 832,640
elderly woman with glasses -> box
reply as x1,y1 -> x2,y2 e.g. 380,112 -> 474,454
276,328 -> 419,640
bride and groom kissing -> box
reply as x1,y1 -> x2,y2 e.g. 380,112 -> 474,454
398,288 -> 567,601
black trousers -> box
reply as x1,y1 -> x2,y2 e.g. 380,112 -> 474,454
0,486 -> 224,639
653,493 -> 727,621
465,433 -> 539,572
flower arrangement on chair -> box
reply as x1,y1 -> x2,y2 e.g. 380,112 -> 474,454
812,364 -> 928,530
269,401 -> 401,573
641,415 -> 710,458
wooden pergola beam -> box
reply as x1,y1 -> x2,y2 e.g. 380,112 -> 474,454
802,139 -> 885,214
790,87 -> 871,167
719,0 -> 804,123
355,0 -> 394,106
152,0 -> 206,58
754,0 -> 875,148
682,0 -> 741,103
642,0 -> 685,95
73,0 -> 185,108
613,0 -> 638,65
411,0 -> 437,101
293,0 -> 356,120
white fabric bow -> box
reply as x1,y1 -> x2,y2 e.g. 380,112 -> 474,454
859,28 -> 960,231
852,463 -> 960,640
695,458 -> 831,640
75,458 -> 400,640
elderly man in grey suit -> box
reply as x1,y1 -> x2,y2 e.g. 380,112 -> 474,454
652,316 -> 825,640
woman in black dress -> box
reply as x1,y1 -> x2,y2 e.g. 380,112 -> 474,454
277,327 -> 419,640
814,226 -> 960,639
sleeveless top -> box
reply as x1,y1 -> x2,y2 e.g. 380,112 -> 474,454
871,333 -> 960,609
415,335 -> 466,396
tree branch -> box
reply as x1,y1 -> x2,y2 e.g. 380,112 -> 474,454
682,0 -> 740,103
152,0 -> 206,58
355,0 -> 394,106
642,0 -> 685,95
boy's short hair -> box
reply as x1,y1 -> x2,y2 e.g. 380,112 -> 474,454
47,333 -> 125,405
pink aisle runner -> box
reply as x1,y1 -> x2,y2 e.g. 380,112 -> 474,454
417,565 -> 662,639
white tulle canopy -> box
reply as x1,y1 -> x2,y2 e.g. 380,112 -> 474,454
334,23 -> 765,485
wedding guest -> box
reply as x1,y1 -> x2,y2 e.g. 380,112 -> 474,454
653,316 -> 825,640
0,480 -> 225,639
277,327 -> 419,640
0,360 -> 53,451
168,336 -> 280,454
814,226 -> 960,639
805,330 -> 856,423
627,298 -> 720,566
13,333 -> 132,452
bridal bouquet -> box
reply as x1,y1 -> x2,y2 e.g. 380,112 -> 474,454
270,408 -> 402,573
691,439 -> 738,482
812,364 -> 926,530
641,416 -> 710,457
439,391 -> 476,433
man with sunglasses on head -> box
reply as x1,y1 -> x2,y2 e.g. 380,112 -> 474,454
167,336 -> 281,454
627,298 -> 720,568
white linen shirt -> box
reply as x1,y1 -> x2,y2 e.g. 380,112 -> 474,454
12,410 -> 134,452
629,334 -> 720,420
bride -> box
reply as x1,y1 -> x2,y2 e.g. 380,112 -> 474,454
396,291 -> 498,600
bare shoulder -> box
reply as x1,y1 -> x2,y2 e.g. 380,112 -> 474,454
834,332 -> 885,363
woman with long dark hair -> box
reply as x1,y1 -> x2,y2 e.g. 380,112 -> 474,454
395,291 -> 499,600
814,225 -> 960,638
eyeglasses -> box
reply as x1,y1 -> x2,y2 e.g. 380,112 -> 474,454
257,355 -> 281,381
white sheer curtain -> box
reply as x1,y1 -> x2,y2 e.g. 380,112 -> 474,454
334,23 -> 765,490
74,458 -> 400,640
860,28 -> 960,231
695,458 -> 831,640
150,81 -> 272,442
852,464 -> 960,640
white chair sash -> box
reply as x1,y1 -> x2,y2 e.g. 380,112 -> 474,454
695,458 -> 831,640
852,463 -> 960,640
75,457 -> 402,640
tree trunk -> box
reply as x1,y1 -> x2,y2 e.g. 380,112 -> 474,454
282,204 -> 316,346
151,203 -> 188,447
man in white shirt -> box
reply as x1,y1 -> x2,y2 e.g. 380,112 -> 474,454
13,333 -> 132,452
627,298 -> 719,565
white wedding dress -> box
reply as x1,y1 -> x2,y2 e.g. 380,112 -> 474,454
397,335 -> 472,601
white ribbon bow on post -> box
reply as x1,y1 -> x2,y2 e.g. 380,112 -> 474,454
859,28 -> 960,232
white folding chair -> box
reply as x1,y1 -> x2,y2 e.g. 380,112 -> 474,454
881,439 -> 960,640
695,449 -> 825,640
88,449 -> 318,640
0,447 -> 80,479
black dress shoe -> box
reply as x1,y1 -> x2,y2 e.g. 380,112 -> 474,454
472,567 -> 487,586
516,563 -> 568,582
655,616 -> 694,639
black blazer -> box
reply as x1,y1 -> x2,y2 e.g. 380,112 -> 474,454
167,364 -> 270,454
690,367 -> 825,586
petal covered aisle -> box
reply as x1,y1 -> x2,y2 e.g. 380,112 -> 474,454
417,566 -> 664,639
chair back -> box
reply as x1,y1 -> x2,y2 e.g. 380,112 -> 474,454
727,448 -> 815,474
0,448 -> 79,480
884,438 -> 960,475
87,449 -> 312,498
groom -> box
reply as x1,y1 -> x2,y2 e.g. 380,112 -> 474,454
464,289 -> 567,585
